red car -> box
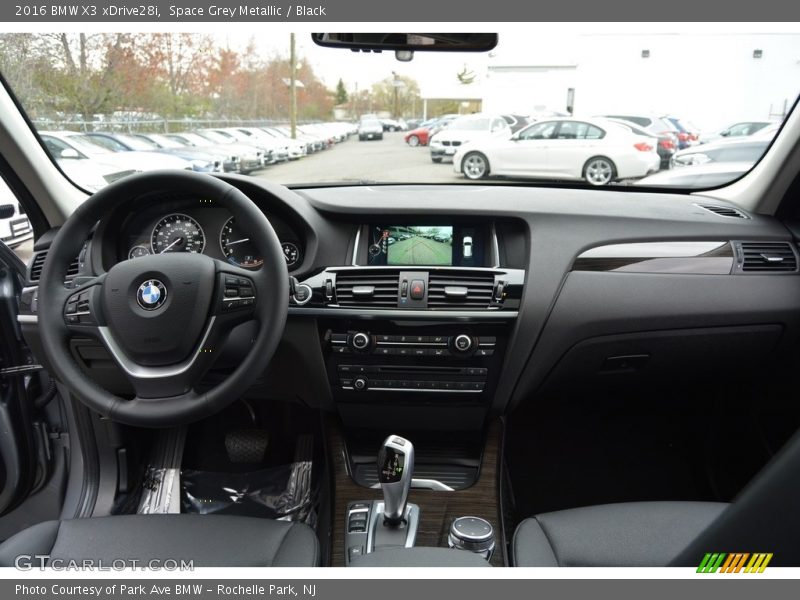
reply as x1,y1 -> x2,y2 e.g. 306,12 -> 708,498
404,116 -> 458,147
404,124 -> 435,147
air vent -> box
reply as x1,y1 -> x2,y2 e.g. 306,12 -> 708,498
739,242 -> 798,272
335,270 -> 399,307
428,271 -> 495,308
697,204 -> 749,219
29,251 -> 80,282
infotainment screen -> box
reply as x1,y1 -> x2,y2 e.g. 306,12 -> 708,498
368,226 -> 453,266
366,225 -> 484,267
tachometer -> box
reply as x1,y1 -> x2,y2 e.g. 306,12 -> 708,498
220,217 -> 264,268
151,214 -> 205,254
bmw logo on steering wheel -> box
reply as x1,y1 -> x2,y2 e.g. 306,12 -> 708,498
136,279 -> 168,310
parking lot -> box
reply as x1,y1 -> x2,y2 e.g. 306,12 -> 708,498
389,236 -> 452,265
253,131 -> 461,185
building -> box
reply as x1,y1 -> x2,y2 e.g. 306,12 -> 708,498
481,32 -> 800,131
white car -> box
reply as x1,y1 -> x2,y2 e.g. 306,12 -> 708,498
430,114 -> 511,163
0,180 -> 33,248
358,119 -> 384,141
57,157 -> 139,192
697,121 -> 779,145
39,131 -> 193,174
463,236 -> 473,258
453,118 -> 660,186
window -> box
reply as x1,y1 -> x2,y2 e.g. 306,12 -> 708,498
87,136 -> 127,152
555,122 -> 605,140
520,121 -> 558,140
41,136 -> 84,159
0,176 -> 33,261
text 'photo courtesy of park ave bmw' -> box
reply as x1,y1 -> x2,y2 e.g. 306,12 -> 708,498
2,20 -> 800,582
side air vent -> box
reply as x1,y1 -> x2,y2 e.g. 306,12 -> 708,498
428,271 -> 495,308
335,270 -> 399,307
738,241 -> 798,272
696,204 -> 749,219
29,251 -> 80,282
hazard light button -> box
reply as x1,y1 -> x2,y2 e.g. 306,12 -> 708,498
409,279 -> 425,300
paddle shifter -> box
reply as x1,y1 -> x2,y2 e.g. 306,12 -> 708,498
377,435 -> 415,526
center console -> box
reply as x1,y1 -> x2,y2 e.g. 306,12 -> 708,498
295,220 -> 525,565
289,220 -> 524,431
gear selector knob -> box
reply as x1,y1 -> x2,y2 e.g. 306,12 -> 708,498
377,435 -> 414,526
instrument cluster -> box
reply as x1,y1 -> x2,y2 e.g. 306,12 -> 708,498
121,201 -> 303,270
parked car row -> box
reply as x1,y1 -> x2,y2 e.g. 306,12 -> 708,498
41,122 -> 358,192
635,126 -> 778,187
408,110 -> 779,186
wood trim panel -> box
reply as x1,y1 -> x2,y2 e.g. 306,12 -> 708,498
327,418 -> 504,567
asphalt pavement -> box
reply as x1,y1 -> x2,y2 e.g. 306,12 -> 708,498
254,131 -> 461,185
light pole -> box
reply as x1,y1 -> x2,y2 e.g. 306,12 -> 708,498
290,33 -> 297,139
392,71 -> 400,118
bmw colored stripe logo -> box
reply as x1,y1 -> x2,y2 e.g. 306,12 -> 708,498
136,279 -> 167,310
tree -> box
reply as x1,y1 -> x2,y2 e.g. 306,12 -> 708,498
335,78 -> 348,105
370,75 -> 421,117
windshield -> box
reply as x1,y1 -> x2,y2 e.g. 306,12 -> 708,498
1,27 -> 798,191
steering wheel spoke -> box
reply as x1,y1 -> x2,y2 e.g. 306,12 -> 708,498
96,313 -> 226,399
62,275 -> 106,335
213,261 -> 260,323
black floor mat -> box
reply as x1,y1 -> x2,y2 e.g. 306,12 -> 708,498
182,399 -> 313,472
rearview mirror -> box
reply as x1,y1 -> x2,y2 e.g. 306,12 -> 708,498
0,204 -> 15,219
311,33 -> 498,61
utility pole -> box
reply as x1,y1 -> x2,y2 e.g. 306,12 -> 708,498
392,71 -> 400,118
290,33 -> 297,139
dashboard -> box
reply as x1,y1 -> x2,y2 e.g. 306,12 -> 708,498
115,194 -> 305,270
16,176 -> 800,434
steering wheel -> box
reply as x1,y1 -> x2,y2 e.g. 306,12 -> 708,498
37,171 -> 289,427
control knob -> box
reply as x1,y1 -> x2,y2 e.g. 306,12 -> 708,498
453,334 -> 473,353
352,332 -> 371,351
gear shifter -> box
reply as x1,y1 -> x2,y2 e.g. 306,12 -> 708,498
377,435 -> 414,526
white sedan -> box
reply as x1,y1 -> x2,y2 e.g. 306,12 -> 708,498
453,118 -> 661,185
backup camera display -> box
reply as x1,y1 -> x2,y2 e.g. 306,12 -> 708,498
368,226 -> 453,266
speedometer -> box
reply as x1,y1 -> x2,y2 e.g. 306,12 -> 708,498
151,214 -> 205,254
220,217 -> 264,268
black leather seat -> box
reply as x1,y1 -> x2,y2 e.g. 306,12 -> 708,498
0,514 -> 319,567
513,501 -> 727,567
513,427 -> 800,567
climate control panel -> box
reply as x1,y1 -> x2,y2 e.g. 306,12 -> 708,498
329,331 -> 497,358
322,326 -> 504,400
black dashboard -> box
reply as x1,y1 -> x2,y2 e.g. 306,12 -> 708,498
17,175 -> 800,433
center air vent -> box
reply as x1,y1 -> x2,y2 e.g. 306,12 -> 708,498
29,251 -> 80,282
696,204 -> 749,219
737,241 -> 798,272
335,270 -> 399,307
428,271 -> 495,308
